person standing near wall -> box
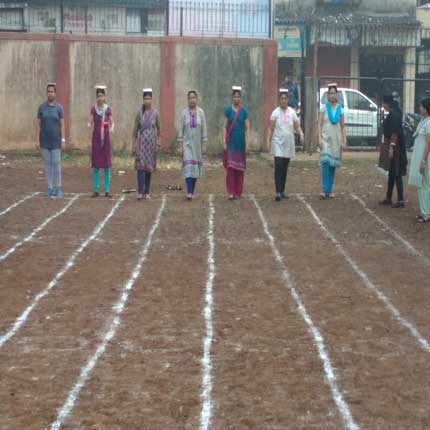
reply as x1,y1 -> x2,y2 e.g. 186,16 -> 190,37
267,88 -> 304,201
88,85 -> 114,198
36,83 -> 66,197
317,83 -> 347,199
378,95 -> 407,209
177,90 -> 208,200
222,86 -> 250,200
132,88 -> 160,200
409,98 -> 430,223
280,71 -> 299,109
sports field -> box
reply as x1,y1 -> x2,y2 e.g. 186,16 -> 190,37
1,153 -> 430,430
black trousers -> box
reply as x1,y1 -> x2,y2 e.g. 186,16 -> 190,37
386,164 -> 404,202
274,157 -> 290,194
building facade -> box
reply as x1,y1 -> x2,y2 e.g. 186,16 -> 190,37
275,0 -> 420,113
0,0 -> 270,38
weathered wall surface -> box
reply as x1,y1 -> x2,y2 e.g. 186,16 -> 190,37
0,34 -> 277,153
175,41 -> 265,151
69,40 -> 161,150
0,39 -> 55,150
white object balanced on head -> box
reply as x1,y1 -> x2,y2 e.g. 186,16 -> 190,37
143,88 -> 153,93
95,84 -> 107,90
279,88 -> 289,94
232,85 -> 242,91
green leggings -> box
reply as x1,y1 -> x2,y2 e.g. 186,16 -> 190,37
93,168 -> 110,193
418,177 -> 430,217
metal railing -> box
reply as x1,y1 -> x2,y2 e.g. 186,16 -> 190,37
0,0 -> 271,38
169,1 -> 270,38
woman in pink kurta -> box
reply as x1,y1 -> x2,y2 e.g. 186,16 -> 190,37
88,85 -> 114,198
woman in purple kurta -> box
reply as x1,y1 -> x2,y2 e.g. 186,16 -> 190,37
132,88 -> 160,200
88,85 -> 114,197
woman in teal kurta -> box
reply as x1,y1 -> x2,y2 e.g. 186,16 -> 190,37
222,86 -> 250,199
409,98 -> 430,223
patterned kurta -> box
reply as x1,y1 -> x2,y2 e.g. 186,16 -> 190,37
133,108 -> 160,172
178,107 -> 208,178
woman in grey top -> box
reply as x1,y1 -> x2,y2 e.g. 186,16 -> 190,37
36,83 -> 66,197
177,90 -> 208,200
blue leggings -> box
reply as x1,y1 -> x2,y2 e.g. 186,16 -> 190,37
185,177 -> 197,194
322,163 -> 336,194
137,170 -> 151,194
93,168 -> 110,192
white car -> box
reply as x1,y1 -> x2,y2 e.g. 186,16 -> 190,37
319,87 -> 379,146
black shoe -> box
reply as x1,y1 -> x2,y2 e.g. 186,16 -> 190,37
275,193 -> 281,202
391,201 -> 405,209
91,192 -> 100,198
105,192 -> 112,198
280,192 -> 289,200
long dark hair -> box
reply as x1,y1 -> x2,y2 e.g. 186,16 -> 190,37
421,98 -> 430,115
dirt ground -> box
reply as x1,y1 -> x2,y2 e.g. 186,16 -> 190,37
1,151 -> 430,430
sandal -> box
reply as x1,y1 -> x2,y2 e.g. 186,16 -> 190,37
379,199 -> 392,206
91,192 -> 99,198
417,216 -> 429,224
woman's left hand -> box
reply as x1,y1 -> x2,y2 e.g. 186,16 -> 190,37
420,160 -> 426,174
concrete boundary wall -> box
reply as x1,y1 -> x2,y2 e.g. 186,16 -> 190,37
0,33 -> 277,152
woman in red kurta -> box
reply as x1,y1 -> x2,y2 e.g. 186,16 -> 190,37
88,85 -> 114,198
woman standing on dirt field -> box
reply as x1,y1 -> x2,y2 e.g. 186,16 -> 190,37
378,95 -> 407,209
177,90 -> 208,200
408,98 -> 430,223
132,88 -> 160,200
317,83 -> 347,199
267,88 -> 304,201
222,86 -> 250,200
88,85 -> 114,198
36,83 -> 66,197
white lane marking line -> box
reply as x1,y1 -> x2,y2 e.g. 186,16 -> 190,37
0,196 -> 125,349
251,195 -> 359,430
199,194 -> 216,430
297,194 -> 430,353
0,195 -> 80,263
351,193 -> 430,264
0,192 -> 40,217
50,195 -> 167,430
